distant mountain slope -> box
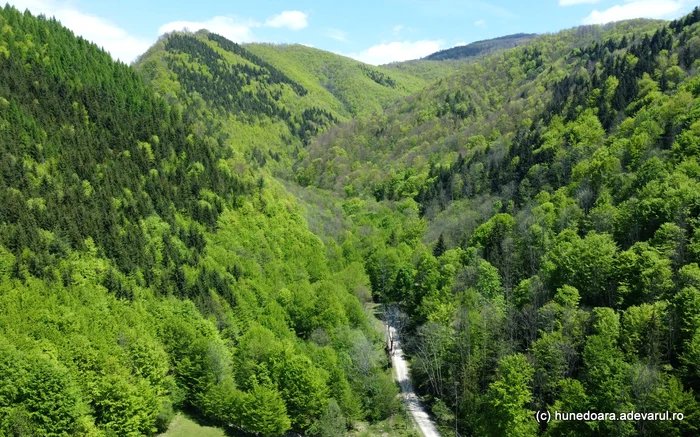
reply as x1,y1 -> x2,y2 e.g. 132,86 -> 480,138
298,19 -> 666,194
424,33 -> 538,61
243,43 -> 428,116
136,33 -> 430,121
135,31 -> 429,173
383,58 -> 470,83
382,34 -> 540,83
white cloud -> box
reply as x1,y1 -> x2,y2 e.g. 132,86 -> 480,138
159,16 -> 260,43
345,40 -> 445,65
392,25 -> 419,36
559,0 -> 602,6
583,0 -> 685,24
474,19 -> 486,28
159,10 -> 309,44
325,28 -> 349,42
10,0 -> 150,63
264,11 -> 308,30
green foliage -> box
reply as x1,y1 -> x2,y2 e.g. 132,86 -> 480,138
308,399 -> 347,437
543,230 -> 618,306
243,43 -> 427,116
91,373 -> 160,436
0,5 -> 396,436
5,3 -> 700,437
287,9 -> 700,437
0,342 -> 82,436
544,379 -> 590,437
478,353 -> 537,437
239,383 -> 291,437
274,353 -> 329,429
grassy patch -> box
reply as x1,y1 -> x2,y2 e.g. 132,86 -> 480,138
159,413 -> 227,437
349,412 -> 421,437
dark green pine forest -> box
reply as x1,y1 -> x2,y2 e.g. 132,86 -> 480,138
2,3 -> 700,437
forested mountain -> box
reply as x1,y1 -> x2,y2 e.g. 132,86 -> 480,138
294,9 -> 700,437
242,43 -> 429,115
134,32 -> 430,175
297,19 -> 666,195
423,33 -> 538,61
4,2 -> 700,437
0,6 -> 403,436
384,34 -> 542,84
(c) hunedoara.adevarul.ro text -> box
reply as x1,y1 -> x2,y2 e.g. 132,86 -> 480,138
535,410 -> 685,423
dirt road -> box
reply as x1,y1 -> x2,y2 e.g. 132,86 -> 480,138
388,326 -> 441,437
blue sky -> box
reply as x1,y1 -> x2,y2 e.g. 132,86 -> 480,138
7,0 -> 700,65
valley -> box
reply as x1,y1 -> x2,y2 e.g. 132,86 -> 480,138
1,3 -> 700,437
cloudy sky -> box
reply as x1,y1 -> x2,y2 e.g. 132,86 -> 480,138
6,0 -> 698,65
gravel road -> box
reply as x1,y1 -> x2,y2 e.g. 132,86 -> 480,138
388,325 -> 441,437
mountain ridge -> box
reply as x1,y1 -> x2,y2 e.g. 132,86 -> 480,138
423,32 -> 538,61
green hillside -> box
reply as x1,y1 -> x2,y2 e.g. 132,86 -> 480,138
3,2 -> 700,437
243,43 -> 429,116
296,19 -> 665,193
134,31 -> 431,178
295,10 -> 700,437
383,58 -> 470,84
423,33 -> 538,61
0,6 -> 400,437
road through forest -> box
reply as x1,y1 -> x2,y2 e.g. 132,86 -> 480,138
388,325 -> 441,437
